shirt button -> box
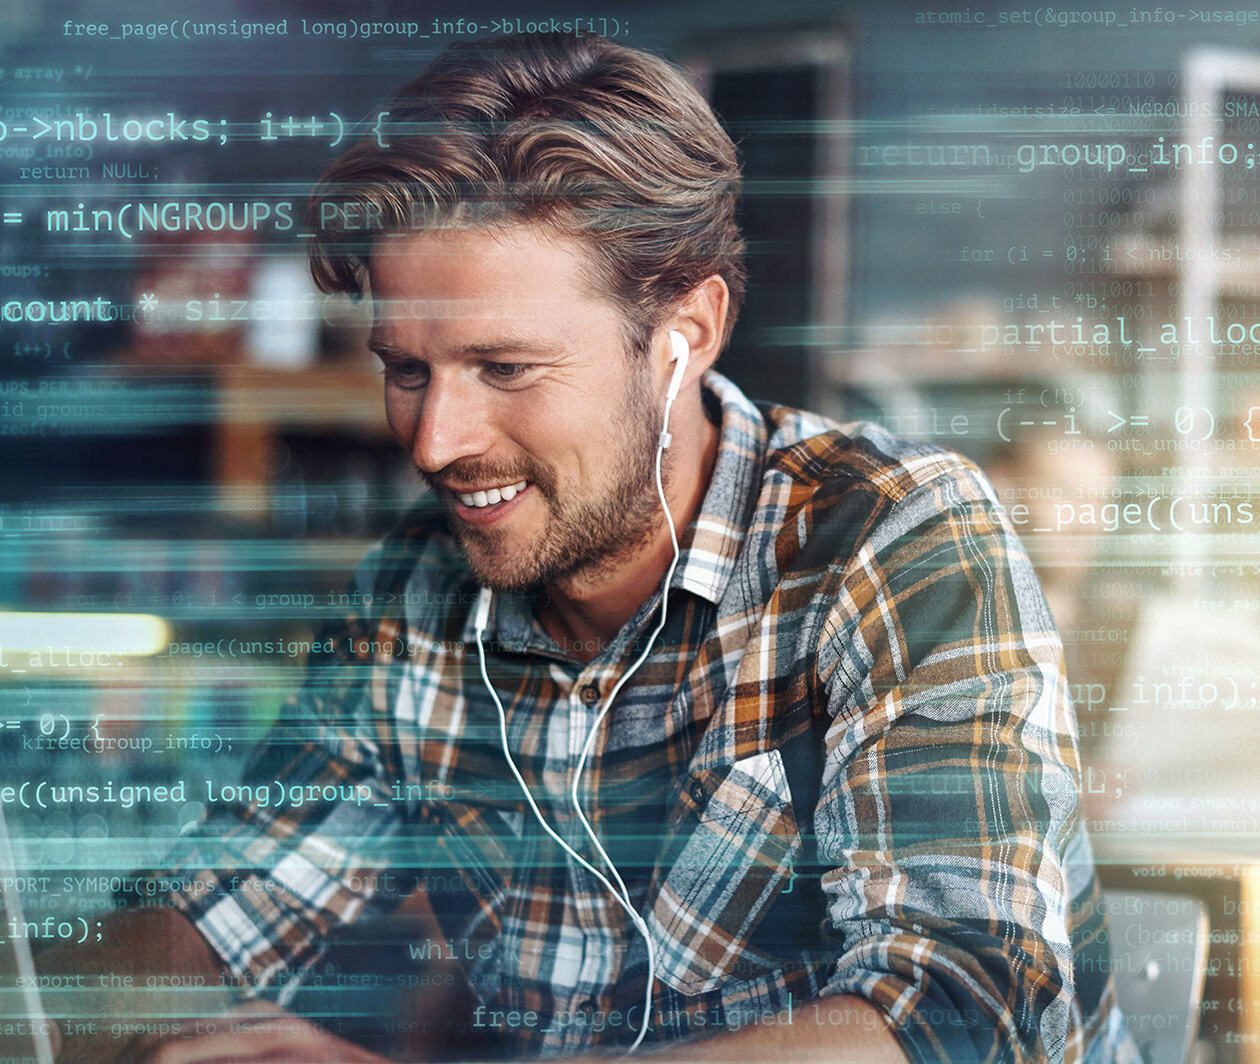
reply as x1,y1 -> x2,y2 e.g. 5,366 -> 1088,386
578,999 -> 597,1015
579,683 -> 600,707
689,780 -> 707,804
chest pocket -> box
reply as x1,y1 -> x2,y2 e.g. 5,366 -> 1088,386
647,748 -> 802,995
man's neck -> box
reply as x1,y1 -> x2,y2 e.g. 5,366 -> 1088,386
538,393 -> 721,663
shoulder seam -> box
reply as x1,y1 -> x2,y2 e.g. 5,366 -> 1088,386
764,426 -> 980,507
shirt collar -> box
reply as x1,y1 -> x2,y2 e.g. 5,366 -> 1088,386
669,369 -> 766,605
460,368 -> 767,647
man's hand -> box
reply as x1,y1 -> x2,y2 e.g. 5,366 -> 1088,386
131,1001 -> 389,1063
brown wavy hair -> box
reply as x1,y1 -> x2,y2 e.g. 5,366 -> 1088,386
307,32 -> 746,356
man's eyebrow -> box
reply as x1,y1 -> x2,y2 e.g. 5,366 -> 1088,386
367,339 -> 410,360
367,337 -> 556,359
460,339 -> 555,356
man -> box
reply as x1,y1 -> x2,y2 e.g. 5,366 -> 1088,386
51,32 -> 1134,1063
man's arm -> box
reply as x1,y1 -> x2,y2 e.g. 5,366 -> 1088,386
807,457 -> 1086,1063
37,906 -> 231,1063
559,996 -> 904,1064
642,995 -> 906,1063
128,543 -> 420,983
40,908 -> 390,1063
42,545 -> 424,1061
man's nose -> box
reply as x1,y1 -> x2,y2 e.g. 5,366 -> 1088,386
408,375 -> 493,475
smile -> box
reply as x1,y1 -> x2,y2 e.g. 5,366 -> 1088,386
449,481 -> 534,529
454,479 -> 530,508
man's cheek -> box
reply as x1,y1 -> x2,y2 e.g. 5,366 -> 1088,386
386,401 -> 419,453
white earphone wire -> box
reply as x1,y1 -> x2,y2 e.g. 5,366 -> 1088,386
474,613 -> 659,1053
472,331 -> 689,1054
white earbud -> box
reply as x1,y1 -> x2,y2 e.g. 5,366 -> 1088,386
666,329 -> 690,401
660,331 -> 690,451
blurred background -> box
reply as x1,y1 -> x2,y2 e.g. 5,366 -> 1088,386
3,0 -> 1260,1059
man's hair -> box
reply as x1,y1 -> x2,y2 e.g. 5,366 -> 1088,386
307,32 -> 746,355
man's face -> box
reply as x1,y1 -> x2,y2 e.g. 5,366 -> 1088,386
369,224 -> 668,592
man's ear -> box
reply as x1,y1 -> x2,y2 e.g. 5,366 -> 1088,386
658,274 -> 729,390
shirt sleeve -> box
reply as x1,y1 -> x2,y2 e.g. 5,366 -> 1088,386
121,545 -> 420,1002
813,459 -> 1084,1064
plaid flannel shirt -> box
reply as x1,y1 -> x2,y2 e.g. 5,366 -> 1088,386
140,371 -> 1136,1062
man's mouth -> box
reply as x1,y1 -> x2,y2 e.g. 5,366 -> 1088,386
446,479 -> 535,527
452,479 -> 530,509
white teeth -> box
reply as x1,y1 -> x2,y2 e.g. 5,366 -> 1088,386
456,480 -> 529,508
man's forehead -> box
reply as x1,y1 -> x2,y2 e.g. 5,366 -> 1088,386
366,295 -> 588,348
367,222 -> 609,303
365,228 -> 619,354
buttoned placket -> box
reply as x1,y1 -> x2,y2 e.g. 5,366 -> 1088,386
480,598 -> 631,1054
478,569 -> 711,1053
559,657 -> 622,1052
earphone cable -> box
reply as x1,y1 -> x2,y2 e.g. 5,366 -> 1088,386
472,333 -> 689,1054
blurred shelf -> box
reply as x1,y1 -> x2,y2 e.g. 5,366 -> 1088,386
212,361 -> 391,522
107,356 -> 393,523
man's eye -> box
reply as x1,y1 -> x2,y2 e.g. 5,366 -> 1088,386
485,362 -> 530,383
382,361 -> 428,389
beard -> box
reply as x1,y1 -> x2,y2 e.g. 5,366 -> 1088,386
420,363 -> 669,593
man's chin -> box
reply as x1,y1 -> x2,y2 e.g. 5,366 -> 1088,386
468,567 -> 544,596
453,534 -> 544,594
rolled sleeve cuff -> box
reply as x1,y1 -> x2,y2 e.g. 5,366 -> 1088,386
821,933 -> 1030,1064
113,866 -> 312,1004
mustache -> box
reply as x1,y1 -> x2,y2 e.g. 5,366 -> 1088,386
419,458 -> 555,496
